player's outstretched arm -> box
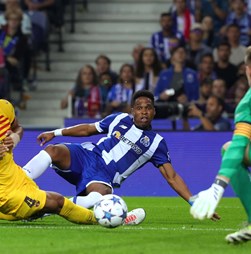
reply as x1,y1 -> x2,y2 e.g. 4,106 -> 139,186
160,163 -> 221,221
37,124 -> 99,146
159,163 -> 192,202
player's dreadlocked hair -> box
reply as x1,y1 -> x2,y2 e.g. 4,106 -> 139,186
244,46 -> 251,64
131,90 -> 154,107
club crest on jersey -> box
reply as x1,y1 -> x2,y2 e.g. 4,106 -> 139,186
112,131 -> 142,154
140,136 -> 150,147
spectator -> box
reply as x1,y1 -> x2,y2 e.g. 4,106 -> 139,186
198,0 -> 229,45
227,75 -> 249,114
214,24 -> 246,66
155,45 -> 199,105
131,44 -> 144,70
135,48 -> 161,94
98,72 -> 113,97
183,95 -> 231,131
214,41 -> 238,90
211,78 -> 234,113
23,0 -> 50,55
236,61 -> 246,77
171,0 -> 195,42
95,54 -> 118,85
197,78 -> 213,105
197,53 -> 217,83
1,8 -> 31,108
105,64 -> 135,116
149,12 -> 184,67
185,22 -> 212,70
211,78 -> 227,100
0,0 -> 32,35
98,72 -> 113,114
201,15 -> 215,47
61,65 -> 103,119
165,36 -> 183,68
1,0 -> 33,90
24,0 -> 64,29
222,0 -> 251,46
232,76 -> 249,106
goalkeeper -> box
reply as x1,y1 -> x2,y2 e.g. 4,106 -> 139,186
190,45 -> 251,244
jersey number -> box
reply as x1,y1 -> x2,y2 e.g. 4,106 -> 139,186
24,196 -> 36,208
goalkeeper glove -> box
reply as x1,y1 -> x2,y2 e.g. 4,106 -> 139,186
190,178 -> 227,220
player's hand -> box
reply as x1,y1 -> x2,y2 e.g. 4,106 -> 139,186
3,130 -> 15,149
189,195 -> 221,221
3,130 -> 20,149
190,183 -> 225,220
0,143 -> 9,158
37,131 -> 55,146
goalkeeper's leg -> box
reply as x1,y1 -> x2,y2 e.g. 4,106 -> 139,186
222,142 -> 251,243
226,167 -> 251,244
230,164 -> 251,223
222,141 -> 251,221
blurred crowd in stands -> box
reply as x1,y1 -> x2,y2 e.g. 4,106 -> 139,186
0,0 -> 250,131
61,0 -> 251,131
0,0 -> 68,109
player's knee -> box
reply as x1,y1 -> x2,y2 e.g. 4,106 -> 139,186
43,192 -> 65,214
43,191 -> 65,214
45,144 -> 65,161
44,144 -> 57,159
86,183 -> 112,195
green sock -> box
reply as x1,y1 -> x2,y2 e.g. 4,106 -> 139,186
221,143 -> 251,223
230,164 -> 251,223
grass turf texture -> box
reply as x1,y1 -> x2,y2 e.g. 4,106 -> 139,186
0,197 -> 250,254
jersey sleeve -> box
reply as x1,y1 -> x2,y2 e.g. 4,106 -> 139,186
95,113 -> 123,133
219,122 -> 251,178
150,138 -> 172,167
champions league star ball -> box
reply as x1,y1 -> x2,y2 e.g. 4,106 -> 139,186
94,194 -> 128,228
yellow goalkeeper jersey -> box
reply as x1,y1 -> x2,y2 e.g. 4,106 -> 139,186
0,99 -> 29,199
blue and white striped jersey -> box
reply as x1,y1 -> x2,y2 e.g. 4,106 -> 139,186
92,112 -> 171,186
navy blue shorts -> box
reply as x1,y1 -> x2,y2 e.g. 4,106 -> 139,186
53,143 -> 112,195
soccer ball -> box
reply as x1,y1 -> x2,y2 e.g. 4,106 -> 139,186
94,194 -> 128,228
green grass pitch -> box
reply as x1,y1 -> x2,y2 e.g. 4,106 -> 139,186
0,197 -> 250,254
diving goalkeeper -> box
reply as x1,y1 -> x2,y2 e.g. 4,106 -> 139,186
190,45 -> 251,244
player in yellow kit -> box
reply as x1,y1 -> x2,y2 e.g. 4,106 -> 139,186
0,99 -> 97,224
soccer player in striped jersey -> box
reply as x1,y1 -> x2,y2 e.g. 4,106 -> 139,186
190,46 -> 251,244
0,99 -> 97,224
23,90 -> 194,225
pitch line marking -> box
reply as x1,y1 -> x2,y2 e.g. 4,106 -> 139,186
0,225 -> 236,232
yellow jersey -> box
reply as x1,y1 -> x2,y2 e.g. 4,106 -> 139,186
0,100 -> 31,205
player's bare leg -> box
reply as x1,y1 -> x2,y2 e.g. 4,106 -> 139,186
23,144 -> 71,179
